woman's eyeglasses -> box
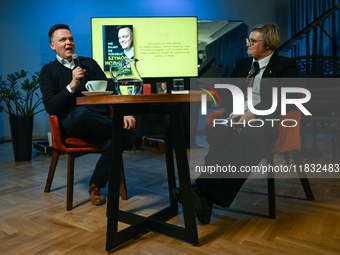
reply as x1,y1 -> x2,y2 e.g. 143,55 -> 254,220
246,38 -> 263,45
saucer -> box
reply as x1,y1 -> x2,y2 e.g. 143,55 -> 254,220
82,91 -> 113,96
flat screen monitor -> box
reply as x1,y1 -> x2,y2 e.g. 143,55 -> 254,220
91,17 -> 198,78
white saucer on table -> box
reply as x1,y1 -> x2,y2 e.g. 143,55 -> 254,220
82,91 -> 113,96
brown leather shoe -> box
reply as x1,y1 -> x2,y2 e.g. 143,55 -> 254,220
141,136 -> 165,154
89,183 -> 106,206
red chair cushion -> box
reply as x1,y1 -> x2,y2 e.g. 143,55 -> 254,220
64,137 -> 102,149
270,108 -> 301,154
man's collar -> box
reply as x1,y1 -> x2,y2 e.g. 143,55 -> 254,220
56,54 -> 68,64
56,54 -> 75,69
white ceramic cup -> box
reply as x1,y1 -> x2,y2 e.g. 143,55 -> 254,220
85,80 -> 108,92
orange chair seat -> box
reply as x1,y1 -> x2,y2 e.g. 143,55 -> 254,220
64,137 -> 102,149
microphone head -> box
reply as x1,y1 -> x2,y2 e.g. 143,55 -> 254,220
72,54 -> 80,68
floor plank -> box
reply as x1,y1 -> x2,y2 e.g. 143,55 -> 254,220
0,135 -> 339,254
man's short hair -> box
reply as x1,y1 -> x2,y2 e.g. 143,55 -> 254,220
117,25 -> 133,36
48,24 -> 71,43
250,23 -> 281,50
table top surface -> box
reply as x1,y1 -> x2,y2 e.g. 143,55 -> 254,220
76,93 -> 203,105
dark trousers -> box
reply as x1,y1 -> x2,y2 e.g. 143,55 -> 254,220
196,123 -> 270,208
60,106 -> 137,188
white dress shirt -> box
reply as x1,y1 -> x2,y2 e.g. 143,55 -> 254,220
56,54 -> 76,94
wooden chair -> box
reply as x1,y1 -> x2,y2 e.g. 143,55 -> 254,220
44,114 -> 128,211
205,106 -> 314,219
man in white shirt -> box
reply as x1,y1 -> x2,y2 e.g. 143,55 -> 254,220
41,24 -> 164,207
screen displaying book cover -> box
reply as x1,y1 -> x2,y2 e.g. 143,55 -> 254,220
91,17 -> 198,78
103,25 -> 134,72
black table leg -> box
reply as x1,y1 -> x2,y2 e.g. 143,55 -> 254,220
106,104 -> 198,253
169,105 -> 199,245
163,114 -> 179,212
106,109 -> 125,251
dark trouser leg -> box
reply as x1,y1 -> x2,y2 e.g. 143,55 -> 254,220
60,106 -> 137,188
196,124 -> 269,208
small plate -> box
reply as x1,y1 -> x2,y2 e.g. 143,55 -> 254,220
82,91 -> 113,96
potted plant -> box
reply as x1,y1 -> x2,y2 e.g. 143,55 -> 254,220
0,70 -> 44,161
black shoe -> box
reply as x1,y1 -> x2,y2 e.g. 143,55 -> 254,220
141,136 -> 165,154
195,197 -> 213,224
172,183 -> 213,224
172,183 -> 209,204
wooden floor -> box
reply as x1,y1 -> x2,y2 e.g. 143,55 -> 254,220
0,135 -> 339,255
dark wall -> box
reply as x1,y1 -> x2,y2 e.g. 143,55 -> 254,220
206,23 -> 248,77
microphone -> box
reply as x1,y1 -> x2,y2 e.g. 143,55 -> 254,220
72,54 -> 80,68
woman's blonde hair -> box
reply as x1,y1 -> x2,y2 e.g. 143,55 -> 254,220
250,23 -> 281,50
